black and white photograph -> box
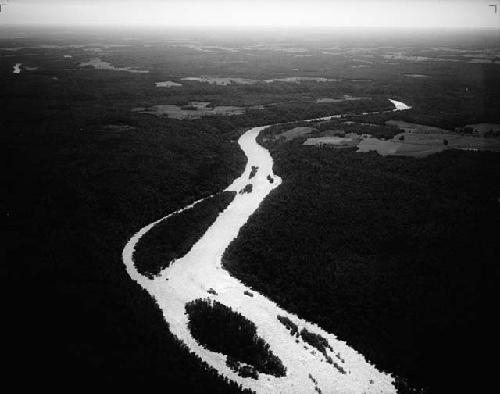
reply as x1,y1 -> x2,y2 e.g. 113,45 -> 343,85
2,1 -> 499,392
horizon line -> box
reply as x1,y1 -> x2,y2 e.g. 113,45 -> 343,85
1,23 -> 499,31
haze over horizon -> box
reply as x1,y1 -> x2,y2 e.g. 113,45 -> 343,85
0,0 -> 499,29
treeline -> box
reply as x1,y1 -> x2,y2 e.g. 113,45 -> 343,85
316,118 -> 400,139
263,116 -> 401,143
134,191 -> 236,278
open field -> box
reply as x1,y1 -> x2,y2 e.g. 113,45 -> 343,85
301,120 -> 500,157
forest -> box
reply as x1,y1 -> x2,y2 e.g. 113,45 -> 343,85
223,136 -> 500,393
3,62 -> 247,391
3,28 -> 500,393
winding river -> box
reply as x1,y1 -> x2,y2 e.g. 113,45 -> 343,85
123,100 -> 409,393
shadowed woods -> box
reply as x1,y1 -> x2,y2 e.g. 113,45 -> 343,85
223,126 -> 500,393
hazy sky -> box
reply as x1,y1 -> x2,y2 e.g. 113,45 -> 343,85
0,0 -> 499,28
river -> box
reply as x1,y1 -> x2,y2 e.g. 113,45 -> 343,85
122,101 -> 408,393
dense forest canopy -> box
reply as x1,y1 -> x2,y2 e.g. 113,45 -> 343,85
3,28 -> 499,392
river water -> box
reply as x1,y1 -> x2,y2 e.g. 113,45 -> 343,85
122,108 -> 405,393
